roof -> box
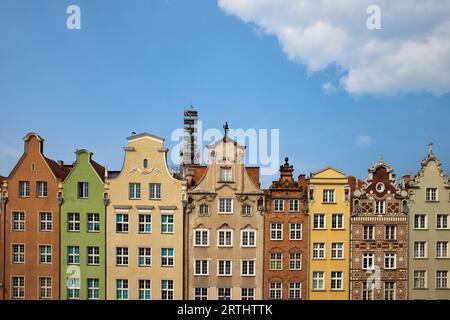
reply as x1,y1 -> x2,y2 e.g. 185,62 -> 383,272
91,160 -> 106,182
44,157 -> 72,180
127,133 -> 164,143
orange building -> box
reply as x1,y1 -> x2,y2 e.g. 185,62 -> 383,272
2,133 -> 70,299
263,158 -> 309,300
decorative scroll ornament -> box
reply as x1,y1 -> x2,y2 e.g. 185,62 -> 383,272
129,167 -> 162,175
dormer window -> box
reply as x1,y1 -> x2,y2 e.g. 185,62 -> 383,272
220,167 -> 232,182
426,188 -> 438,202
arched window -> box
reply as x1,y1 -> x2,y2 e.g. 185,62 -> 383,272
143,159 -> 148,169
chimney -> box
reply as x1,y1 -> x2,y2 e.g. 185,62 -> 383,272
57,160 -> 64,168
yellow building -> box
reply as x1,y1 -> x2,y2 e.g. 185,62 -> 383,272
308,168 -> 351,300
106,133 -> 186,300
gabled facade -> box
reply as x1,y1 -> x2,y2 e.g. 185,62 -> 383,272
350,158 -> 409,300
3,133 -> 70,300
408,144 -> 450,299
263,157 -> 309,300
308,167 -> 351,300
185,129 -> 265,300
60,149 -> 107,300
106,133 -> 186,300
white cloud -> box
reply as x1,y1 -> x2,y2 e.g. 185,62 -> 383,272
322,82 -> 337,94
218,0 -> 450,96
355,135 -> 374,146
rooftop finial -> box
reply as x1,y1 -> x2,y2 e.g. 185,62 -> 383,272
428,143 -> 433,155
223,122 -> 229,138
379,154 -> 384,163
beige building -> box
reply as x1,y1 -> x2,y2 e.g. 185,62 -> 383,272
408,144 -> 450,299
185,129 -> 265,300
106,133 -> 186,300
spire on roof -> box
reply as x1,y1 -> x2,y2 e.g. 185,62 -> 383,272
428,143 -> 433,155
223,122 -> 229,139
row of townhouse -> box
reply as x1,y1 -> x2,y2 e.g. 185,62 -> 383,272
0,127 -> 448,301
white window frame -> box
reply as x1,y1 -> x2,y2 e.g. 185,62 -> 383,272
331,243 -> 344,260
331,214 -> 344,230
313,214 -> 326,230
194,229 -> 210,247
39,245 -> 52,264
39,277 -> 52,300
220,167 -> 233,182
12,276 -> 25,299
12,212 -> 25,231
217,260 -> 233,277
161,213 -> 174,234
362,253 -> 375,270
313,243 -> 326,260
414,214 -> 427,230
436,271 -> 448,289
288,282 -> 302,300
138,247 -> 152,267
218,198 -> 233,214
425,188 -> 438,202
116,247 -> 129,266
270,223 -> 283,240
375,201 -> 386,214
363,225 -> 375,241
194,259 -> 210,276
161,280 -> 174,300
87,278 -> 100,300
138,212 -> 152,234
39,212 -> 52,232
289,223 -> 302,240
414,270 -> 427,289
161,248 -> 174,267
37,181 -> 48,198
87,246 -> 100,266
330,271 -> 343,291
269,282 -> 282,300
217,229 -> 233,247
241,229 -> 256,247
240,259 -> 256,277
149,183 -> 161,200
274,199 -> 285,212
269,252 -> 283,271
384,253 -> 397,270
414,241 -> 427,259
87,213 -> 100,233
436,241 -> 449,259
323,189 -> 335,203
437,214 -> 449,230
129,183 -> 141,200
77,182 -> 89,199
385,225 -> 397,241
288,199 -> 300,212
218,288 -> 232,300
241,288 -> 255,300
12,244 -> 25,264
19,181 -> 30,198
68,246 -> 80,265
68,213 -> 80,232
194,287 -> 208,300
289,252 -> 302,270
312,272 -> 325,291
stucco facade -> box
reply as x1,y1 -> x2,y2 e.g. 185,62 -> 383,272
2,133 -> 70,299
106,133 -> 185,300
263,158 -> 309,300
185,133 -> 265,300
408,145 -> 450,299
60,150 -> 107,300
308,168 -> 351,300
350,159 -> 408,300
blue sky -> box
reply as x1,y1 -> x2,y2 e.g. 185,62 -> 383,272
0,0 -> 449,187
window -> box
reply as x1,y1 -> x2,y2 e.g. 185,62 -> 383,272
241,288 -> 255,300
274,199 -> 284,212
116,247 -> 128,266
12,277 -> 25,299
116,213 -> 129,233
68,213 -> 80,232
218,198 -> 233,214
149,183 -> 161,200
37,181 -> 47,198
426,188 -> 438,201
437,215 -> 448,230
199,204 -> 209,215
384,282 -> 395,300
138,214 -> 151,233
289,282 -> 301,300
331,243 -> 344,260
289,253 -> 302,270
12,212 -> 25,231
332,214 -> 344,229
39,213 -> 52,232
414,271 -> 426,289
375,201 -> 385,214
194,260 -> 209,276
217,260 -> 232,276
161,280 -> 174,300
194,229 -> 209,247
218,288 -> 232,300
129,183 -> 141,199
331,271 -> 343,291
116,279 -> 129,300
159,215 -> 174,235
139,280 -> 151,300
269,283 -> 282,299
270,253 -> 283,270
138,248 -> 152,267
68,278 -> 80,300
242,204 -> 252,216
312,272 -> 325,291
195,288 -> 208,300
290,223 -> 302,240
39,245 -> 52,264
39,277 -> 52,300
436,241 -> 448,258
384,253 -> 397,270
362,282 -> 374,300
363,225 -> 375,240
414,242 -> 427,258
289,199 -> 300,212
270,223 -> 283,240
414,214 -> 427,229
220,167 -> 232,182
313,214 -> 325,229
143,159 -> 148,169
241,260 -> 256,276
323,189 -> 335,203
12,244 -> 25,264
313,243 -> 325,260
87,278 -> 100,300
385,225 -> 397,241
19,181 -> 30,197
86,213 -> 100,233
161,248 -> 174,267
77,182 -> 89,198
68,246 -> 80,265
241,229 -> 256,247
218,230 -> 233,247
436,271 -> 448,289
362,253 -> 375,270
87,247 -> 100,265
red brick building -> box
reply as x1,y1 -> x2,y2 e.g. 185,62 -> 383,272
263,157 -> 309,300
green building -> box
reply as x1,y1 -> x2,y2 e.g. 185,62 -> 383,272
60,149 -> 107,300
